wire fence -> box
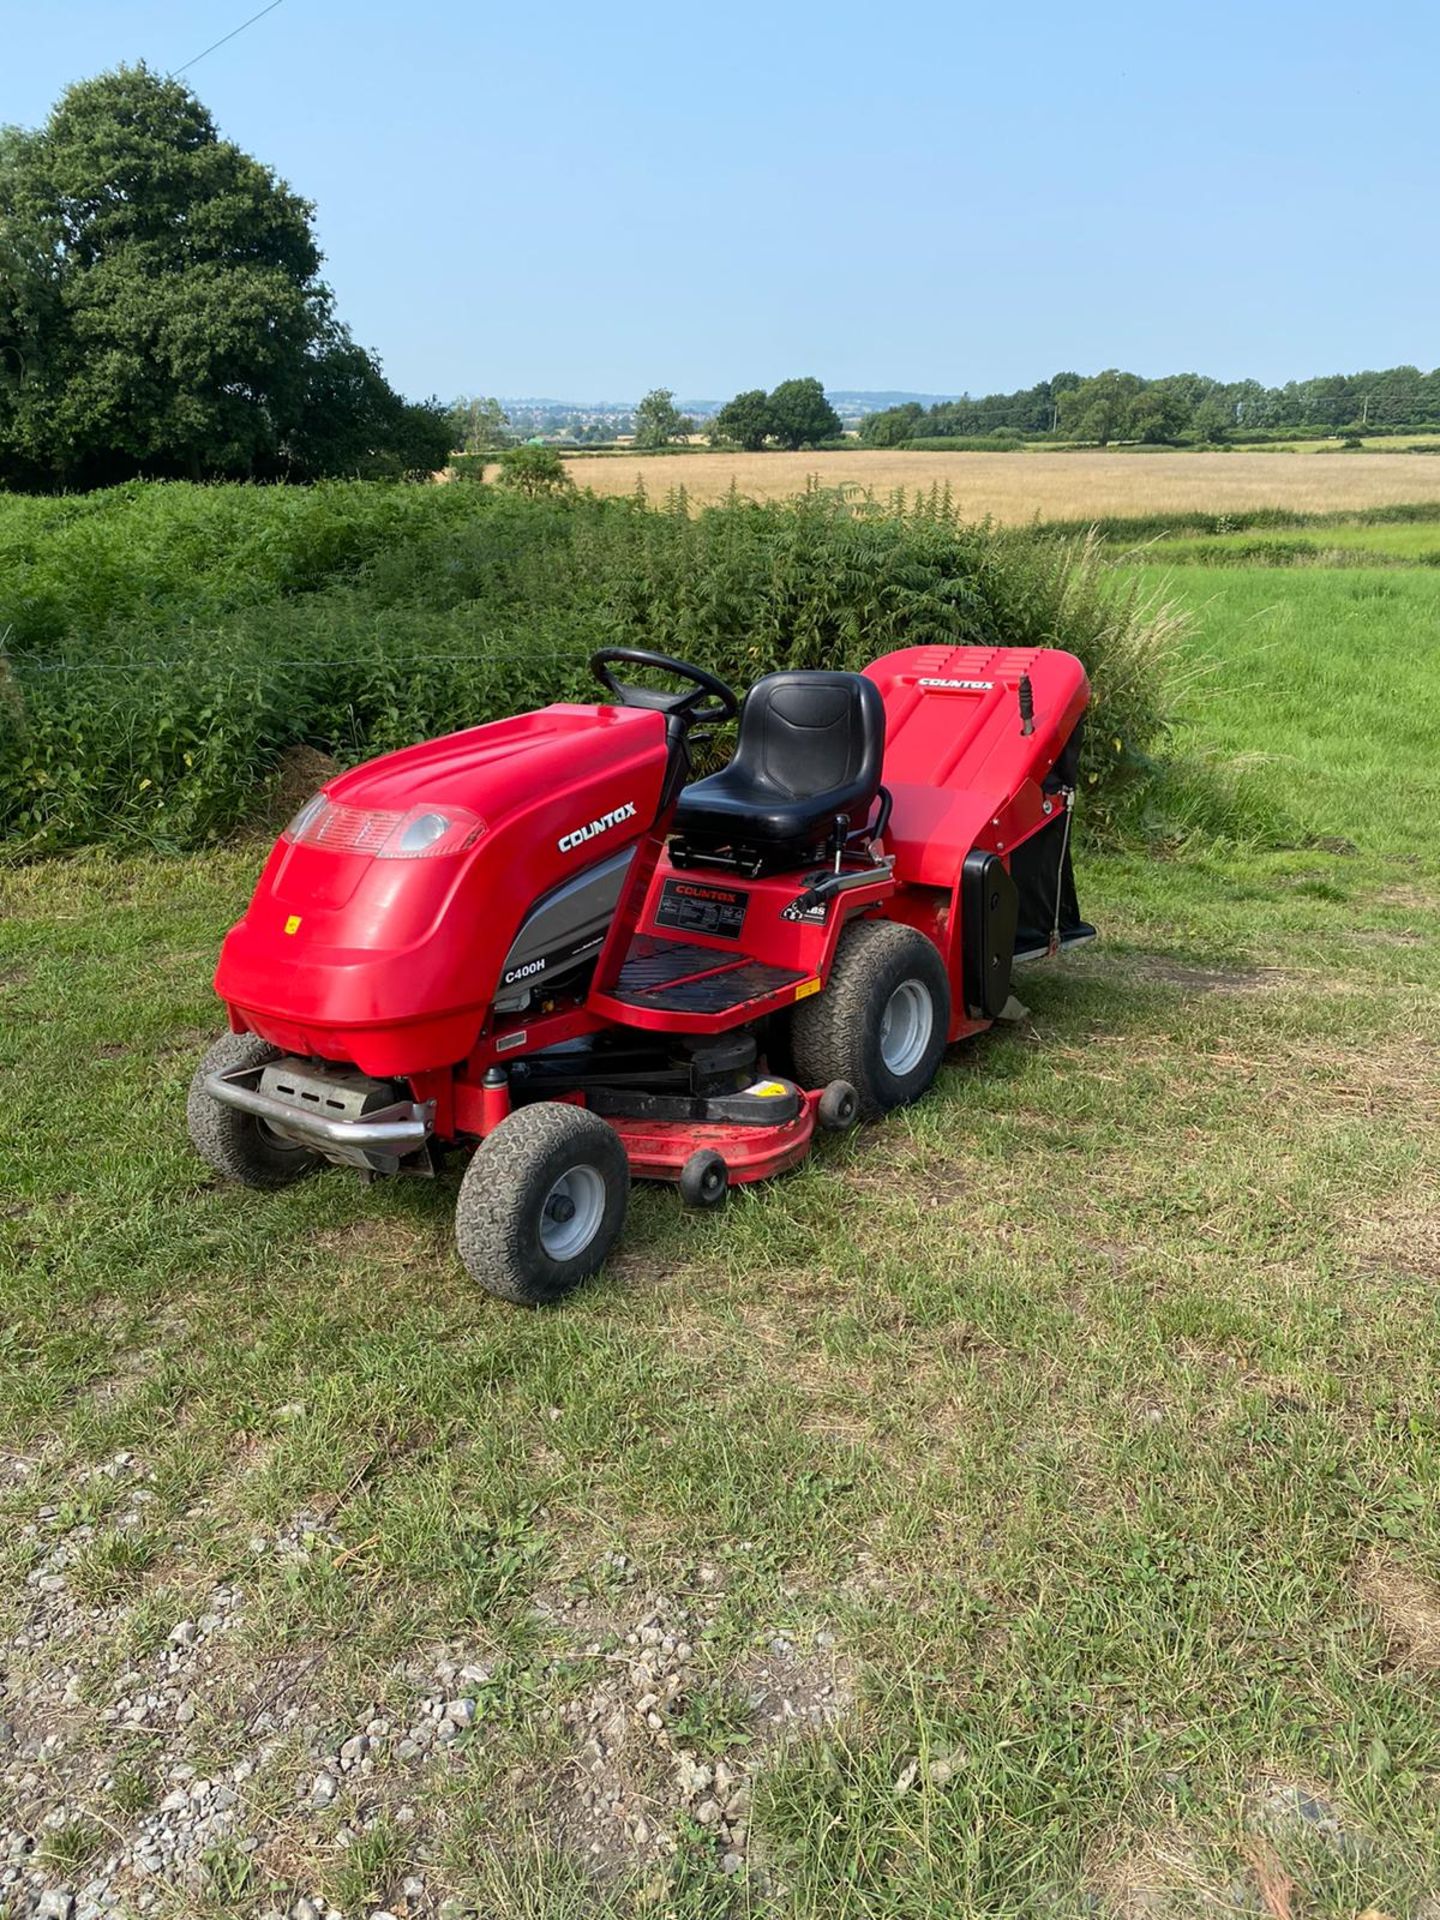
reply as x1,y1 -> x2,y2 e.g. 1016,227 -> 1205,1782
11,647 -> 591,674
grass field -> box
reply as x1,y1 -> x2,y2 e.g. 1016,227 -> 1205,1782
1122,522 -> 1440,567
2,555 -> 1440,1919
1240,434 -> 1440,456
549,448 -> 1440,520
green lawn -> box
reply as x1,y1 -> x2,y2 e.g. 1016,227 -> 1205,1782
1135,522 -> 1440,566
2,565 -> 1438,1919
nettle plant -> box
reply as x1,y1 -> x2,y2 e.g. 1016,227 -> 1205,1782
0,482 -> 1184,854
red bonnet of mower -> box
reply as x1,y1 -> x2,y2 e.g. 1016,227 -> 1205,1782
215,703 -> 668,1075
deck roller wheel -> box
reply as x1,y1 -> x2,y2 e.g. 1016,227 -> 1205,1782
679,1148 -> 728,1208
817,1080 -> 860,1132
456,1103 -> 629,1306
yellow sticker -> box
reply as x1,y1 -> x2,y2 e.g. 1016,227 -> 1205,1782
751,1079 -> 788,1097
283,914 -> 302,935
794,977 -> 821,1000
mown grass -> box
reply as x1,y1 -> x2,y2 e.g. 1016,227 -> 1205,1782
1122,522 -> 1440,568
1,562 -> 1438,1916
1128,566 -> 1440,859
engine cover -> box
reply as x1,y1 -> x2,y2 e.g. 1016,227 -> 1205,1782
215,703 -> 669,1076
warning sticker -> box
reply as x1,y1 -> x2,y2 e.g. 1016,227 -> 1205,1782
655,877 -> 749,940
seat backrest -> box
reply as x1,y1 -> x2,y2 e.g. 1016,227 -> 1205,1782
731,671 -> 885,801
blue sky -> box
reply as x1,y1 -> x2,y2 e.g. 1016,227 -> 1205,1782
7,1 -> 1437,402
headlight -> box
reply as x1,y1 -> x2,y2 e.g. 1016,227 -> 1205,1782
381,809 -> 486,859
283,792 -> 329,840
283,794 -> 486,859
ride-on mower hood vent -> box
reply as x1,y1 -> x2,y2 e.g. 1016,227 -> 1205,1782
283,794 -> 487,860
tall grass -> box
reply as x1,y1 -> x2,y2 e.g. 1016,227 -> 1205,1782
0,482 -> 1184,855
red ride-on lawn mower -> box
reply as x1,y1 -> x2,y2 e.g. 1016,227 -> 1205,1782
189,644 -> 1094,1303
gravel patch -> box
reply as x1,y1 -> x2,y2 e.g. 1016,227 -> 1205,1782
541,1564 -> 851,1880
3,1460 -> 852,1916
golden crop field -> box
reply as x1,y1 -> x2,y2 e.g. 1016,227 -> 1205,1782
553,447 -> 1440,520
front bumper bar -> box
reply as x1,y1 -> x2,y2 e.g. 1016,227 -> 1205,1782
204,1070 -> 434,1152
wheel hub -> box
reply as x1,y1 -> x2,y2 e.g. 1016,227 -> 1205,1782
538,1164 -> 605,1260
879,978 -> 933,1075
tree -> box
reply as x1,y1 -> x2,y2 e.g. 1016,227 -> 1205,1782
1191,391 -> 1236,443
449,394 -> 512,454
283,329 -> 450,478
765,377 -> 842,450
495,443 -> 573,498
1128,375 -> 1204,445
1056,370 -> 1144,445
859,402 -> 923,447
711,388 -> 774,450
632,387 -> 693,449
0,65 -> 437,489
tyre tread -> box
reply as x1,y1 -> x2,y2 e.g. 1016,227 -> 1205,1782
455,1103 -> 628,1305
187,1032 -> 319,1189
790,920 -> 949,1118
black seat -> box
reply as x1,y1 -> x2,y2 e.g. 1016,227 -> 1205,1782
673,670 -> 886,871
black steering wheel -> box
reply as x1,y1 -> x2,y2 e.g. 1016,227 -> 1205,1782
589,647 -> 740,729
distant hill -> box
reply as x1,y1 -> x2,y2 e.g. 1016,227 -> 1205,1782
827,391 -> 960,412
496,392 -> 961,418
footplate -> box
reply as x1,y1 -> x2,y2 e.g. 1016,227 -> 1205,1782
590,934 -> 810,1032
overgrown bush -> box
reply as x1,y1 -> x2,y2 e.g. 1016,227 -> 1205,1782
0,481 -> 1183,855
903,434 -> 1037,452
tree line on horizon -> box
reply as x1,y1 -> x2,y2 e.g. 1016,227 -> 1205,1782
861,365 -> 1440,448
451,380 -> 852,458
449,380 -> 847,457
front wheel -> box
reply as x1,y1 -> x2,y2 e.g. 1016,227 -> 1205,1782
455,1103 -> 629,1306
187,1032 -> 320,1189
789,922 -> 951,1119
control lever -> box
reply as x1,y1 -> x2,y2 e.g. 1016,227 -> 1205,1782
792,856 -> 896,914
828,812 -> 850,873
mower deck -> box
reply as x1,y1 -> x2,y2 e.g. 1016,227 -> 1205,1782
608,1090 -> 820,1186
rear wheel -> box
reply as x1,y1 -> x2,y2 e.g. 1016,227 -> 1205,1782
187,1032 -> 320,1189
789,921 -> 950,1119
456,1103 -> 629,1306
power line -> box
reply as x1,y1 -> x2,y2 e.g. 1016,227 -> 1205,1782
170,0 -> 287,77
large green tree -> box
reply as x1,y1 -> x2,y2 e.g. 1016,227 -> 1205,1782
765,376 -> 842,450
0,64 -> 446,488
710,387 -> 773,450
